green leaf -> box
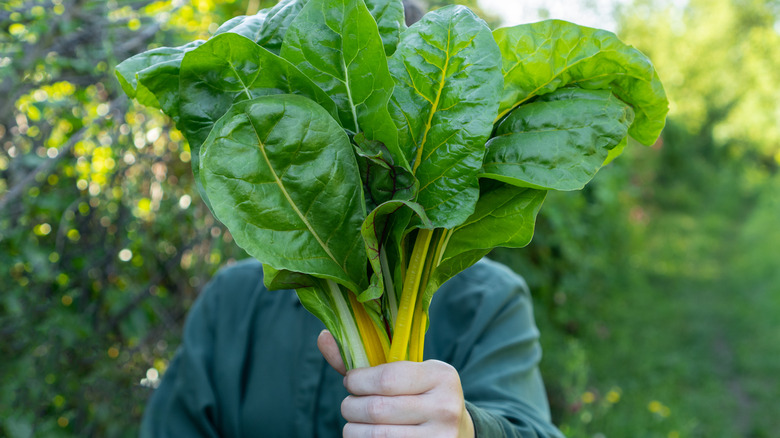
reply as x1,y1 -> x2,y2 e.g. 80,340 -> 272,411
267,266 -> 367,370
295,282 -> 348,360
494,19 -> 668,145
445,181 -> 546,255
280,0 -> 406,170
364,0 -> 405,55
422,180 -> 545,312
114,40 -> 204,121
388,5 -> 503,228
200,95 -> 367,291
178,32 -> 339,211
214,0 -> 308,55
482,88 -> 634,191
296,284 -> 338,330
353,133 -> 417,209
357,273 -> 384,302
262,264 -> 318,290
603,136 -> 628,166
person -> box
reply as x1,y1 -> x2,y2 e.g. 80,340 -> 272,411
140,2 -> 564,436
139,257 -> 564,437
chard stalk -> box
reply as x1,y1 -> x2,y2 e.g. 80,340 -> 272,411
407,228 -> 444,361
408,291 -> 426,362
380,248 -> 398,327
328,280 -> 370,369
348,292 -> 388,366
389,228 -> 433,362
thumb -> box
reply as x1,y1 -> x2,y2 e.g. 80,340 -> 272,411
317,330 -> 347,376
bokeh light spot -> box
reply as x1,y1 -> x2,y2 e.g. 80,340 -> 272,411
119,248 -> 133,262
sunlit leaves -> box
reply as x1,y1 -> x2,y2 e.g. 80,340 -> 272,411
494,19 -> 668,146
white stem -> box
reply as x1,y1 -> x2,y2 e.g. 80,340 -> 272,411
327,280 -> 370,369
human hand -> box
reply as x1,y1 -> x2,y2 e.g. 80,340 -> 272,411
317,330 -> 475,438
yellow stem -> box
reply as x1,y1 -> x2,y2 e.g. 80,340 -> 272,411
389,228 -> 433,362
349,293 -> 387,366
408,290 -> 426,362
408,228 -> 443,362
435,228 -> 452,267
416,312 -> 427,362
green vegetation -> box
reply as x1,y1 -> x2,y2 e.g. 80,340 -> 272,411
0,1 -> 268,435
1,0 -> 777,437
491,0 -> 780,436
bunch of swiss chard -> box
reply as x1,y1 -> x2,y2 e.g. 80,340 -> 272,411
116,0 -> 668,369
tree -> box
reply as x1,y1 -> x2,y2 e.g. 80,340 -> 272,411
0,1 -> 261,436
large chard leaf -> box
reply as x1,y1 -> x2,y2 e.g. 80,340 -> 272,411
389,5 -> 503,228
178,32 -> 339,209
213,0 -> 308,54
482,88 -> 634,191
280,0 -> 406,170
114,40 -> 204,121
494,19 -> 668,145
200,95 -> 367,292
364,0 -> 405,55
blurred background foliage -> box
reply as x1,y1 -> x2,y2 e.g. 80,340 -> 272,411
0,0 -> 777,437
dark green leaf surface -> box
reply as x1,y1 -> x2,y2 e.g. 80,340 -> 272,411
280,0 -> 404,171
200,95 -> 367,291
494,19 -> 668,145
214,0 -> 308,54
178,33 -> 339,208
482,88 -> 634,191
353,133 -> 417,209
263,264 -> 318,290
389,5 -> 503,228
364,0 -> 406,55
114,40 -> 204,121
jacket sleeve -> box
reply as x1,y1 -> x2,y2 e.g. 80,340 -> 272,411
429,259 -> 565,438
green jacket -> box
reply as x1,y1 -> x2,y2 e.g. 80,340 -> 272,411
140,258 -> 564,437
